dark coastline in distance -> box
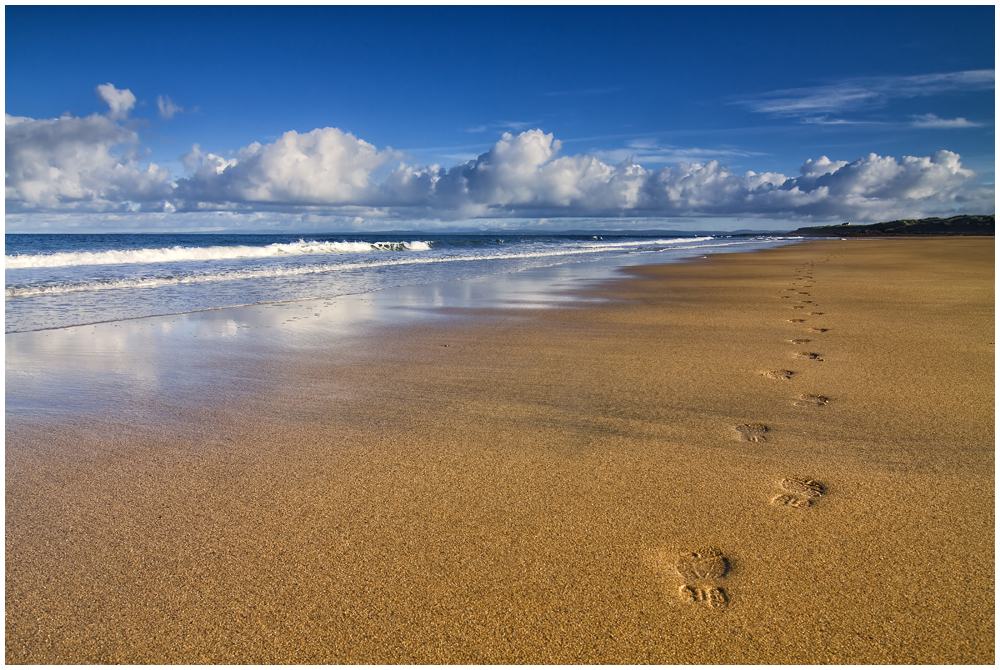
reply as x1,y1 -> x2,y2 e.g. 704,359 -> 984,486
735,214 -> 995,237
282,214 -> 994,237
447,214 -> 994,237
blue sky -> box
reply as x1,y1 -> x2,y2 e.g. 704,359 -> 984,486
5,5 -> 995,233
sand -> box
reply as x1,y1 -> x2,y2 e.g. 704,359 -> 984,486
5,237 -> 994,664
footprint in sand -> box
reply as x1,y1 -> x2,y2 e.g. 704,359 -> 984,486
675,549 -> 730,609
762,369 -> 795,380
794,393 -> 830,407
791,306 -> 805,309
808,328 -> 829,333
771,477 -> 825,509
788,318 -> 806,323
809,312 -> 825,316
675,548 -> 728,580
793,352 -> 824,361
789,338 -> 811,345
735,422 -> 769,442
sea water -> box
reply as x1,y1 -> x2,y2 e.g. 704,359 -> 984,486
5,232 -> 795,334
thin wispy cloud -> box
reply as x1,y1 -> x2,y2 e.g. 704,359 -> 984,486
592,140 -> 766,165
740,69 -> 994,117
801,116 -> 885,126
465,120 -> 538,134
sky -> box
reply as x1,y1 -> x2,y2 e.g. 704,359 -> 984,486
4,5 -> 995,233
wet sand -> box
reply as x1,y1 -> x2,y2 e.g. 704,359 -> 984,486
5,237 -> 994,664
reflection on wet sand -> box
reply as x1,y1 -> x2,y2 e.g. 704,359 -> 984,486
6,259 -> 626,423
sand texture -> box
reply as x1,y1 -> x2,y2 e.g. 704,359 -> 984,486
5,238 -> 994,663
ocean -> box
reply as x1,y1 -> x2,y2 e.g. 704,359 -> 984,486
5,232 -> 795,334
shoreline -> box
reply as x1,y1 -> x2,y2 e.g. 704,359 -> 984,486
5,237 -> 994,663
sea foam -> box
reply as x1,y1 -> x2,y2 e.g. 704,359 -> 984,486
5,239 -> 435,269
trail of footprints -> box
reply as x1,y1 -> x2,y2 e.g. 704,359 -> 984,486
670,259 -> 836,612
756,260 -> 831,513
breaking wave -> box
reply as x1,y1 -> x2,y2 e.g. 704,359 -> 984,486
5,239 -> 435,269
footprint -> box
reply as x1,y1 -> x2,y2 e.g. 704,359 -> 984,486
675,549 -> 730,609
770,477 -> 825,509
793,352 -> 823,361
788,319 -> 805,323
762,369 -> 794,380
791,306 -> 805,309
735,423 -> 769,442
797,292 -> 810,295
789,338 -> 811,345
794,393 -> 830,407
808,328 -> 829,333
780,477 -> 825,498
809,312 -> 825,316
675,549 -> 728,580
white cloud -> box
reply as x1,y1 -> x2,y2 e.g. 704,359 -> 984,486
5,112 -> 172,212
95,83 -> 136,121
174,127 -> 402,208
157,95 -> 183,120
5,97 -> 992,223
910,113 -> 981,128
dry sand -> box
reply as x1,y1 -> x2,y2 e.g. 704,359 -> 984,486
5,238 -> 994,664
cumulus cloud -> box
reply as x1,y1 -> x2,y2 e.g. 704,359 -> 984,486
173,127 -> 402,208
157,94 -> 183,120
5,111 -> 172,212
5,94 -> 991,222
910,113 -> 981,129
95,83 -> 136,120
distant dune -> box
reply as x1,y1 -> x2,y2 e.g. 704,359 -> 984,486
791,214 -> 994,236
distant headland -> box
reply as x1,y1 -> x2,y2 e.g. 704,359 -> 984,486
786,214 -> 994,237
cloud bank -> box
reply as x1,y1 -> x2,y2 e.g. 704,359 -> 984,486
6,86 -> 993,225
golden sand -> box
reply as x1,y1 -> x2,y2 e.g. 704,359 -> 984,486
5,238 -> 994,663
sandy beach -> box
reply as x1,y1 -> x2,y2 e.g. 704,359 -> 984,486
5,237 -> 994,664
